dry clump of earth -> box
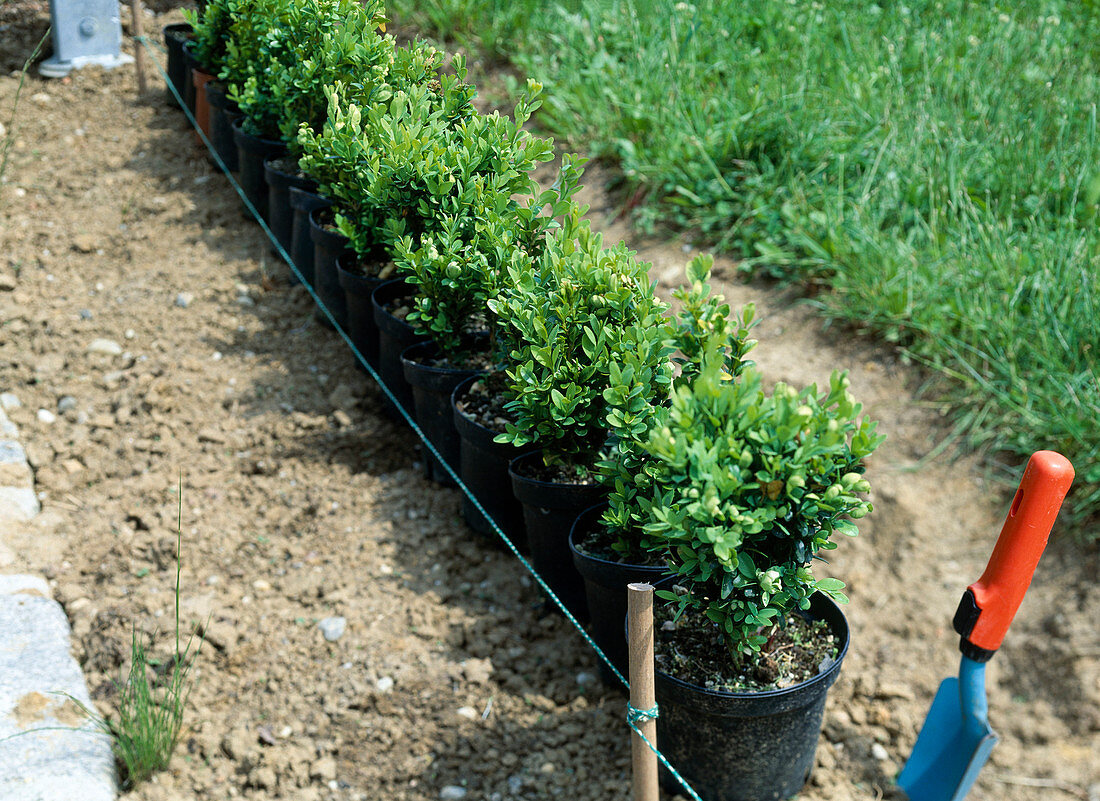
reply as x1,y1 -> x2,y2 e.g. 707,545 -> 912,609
1,7 -> 1098,801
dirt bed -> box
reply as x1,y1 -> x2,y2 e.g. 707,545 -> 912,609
0,10 -> 1097,801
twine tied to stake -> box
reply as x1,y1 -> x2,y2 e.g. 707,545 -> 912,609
627,702 -> 659,726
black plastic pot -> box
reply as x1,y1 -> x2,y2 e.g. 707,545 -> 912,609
653,587 -> 850,801
308,207 -> 351,330
401,343 -> 484,486
181,40 -> 200,118
162,23 -> 193,110
231,119 -> 287,222
205,81 -> 239,172
451,376 -> 529,548
371,280 -> 426,419
509,451 -> 607,621
569,504 -> 668,686
289,188 -> 328,288
266,158 -> 316,266
336,252 -> 388,369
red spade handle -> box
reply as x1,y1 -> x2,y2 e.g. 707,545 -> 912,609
955,451 -> 1074,660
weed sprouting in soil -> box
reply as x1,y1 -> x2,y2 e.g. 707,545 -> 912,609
0,27 -> 49,190
76,482 -> 202,788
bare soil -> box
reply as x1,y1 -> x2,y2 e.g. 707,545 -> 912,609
1,8 -> 1097,801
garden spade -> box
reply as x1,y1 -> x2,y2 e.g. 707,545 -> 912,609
898,450 -> 1074,801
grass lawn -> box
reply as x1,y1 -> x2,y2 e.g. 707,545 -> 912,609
390,0 -> 1100,534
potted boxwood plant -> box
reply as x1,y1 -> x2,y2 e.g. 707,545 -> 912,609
392,89 -> 559,483
488,207 -> 672,618
570,253 -> 757,682
251,0 -> 389,260
634,337 -> 884,801
184,0 -> 238,163
289,40 -> 451,289
448,157 -> 586,539
297,57 -> 474,333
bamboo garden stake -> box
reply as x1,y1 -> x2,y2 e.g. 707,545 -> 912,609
130,0 -> 148,93
628,582 -> 659,801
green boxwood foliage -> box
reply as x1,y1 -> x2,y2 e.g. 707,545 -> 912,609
295,39 -> 456,195
599,254 -> 757,559
183,0 -> 232,75
489,209 -> 671,473
217,0 -> 274,96
223,0 -> 383,138
296,63 -> 480,255
237,0 -> 391,149
300,75 -> 550,258
395,156 -> 585,363
643,341 -> 885,655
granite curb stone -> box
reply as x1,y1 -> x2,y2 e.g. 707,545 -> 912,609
0,394 -> 118,798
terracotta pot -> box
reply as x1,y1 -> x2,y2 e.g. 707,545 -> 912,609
191,67 -> 214,143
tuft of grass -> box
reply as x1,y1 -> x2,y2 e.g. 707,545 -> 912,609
77,482 -> 201,788
102,624 -> 198,787
392,0 -> 1100,535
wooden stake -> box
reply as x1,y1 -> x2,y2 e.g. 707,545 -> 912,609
628,582 -> 659,801
130,0 -> 148,94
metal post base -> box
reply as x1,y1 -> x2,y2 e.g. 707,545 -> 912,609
39,52 -> 134,78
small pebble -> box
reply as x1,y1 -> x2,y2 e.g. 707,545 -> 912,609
78,309 -> 92,320
0,274 -> 15,292
539,762 -> 556,775
57,396 -> 77,413
37,409 -> 56,424
375,676 -> 394,693
124,329 -> 135,340
317,616 -> 346,642
871,743 -> 889,761
87,338 -> 123,356
439,787 -> 467,800
175,292 -> 194,308
0,393 -> 21,411
456,707 -> 478,720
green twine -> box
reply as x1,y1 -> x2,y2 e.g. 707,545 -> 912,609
140,38 -> 703,801
627,702 -> 659,725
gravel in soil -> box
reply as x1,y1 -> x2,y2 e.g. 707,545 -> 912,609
1,11 -> 1098,801
454,372 -> 512,432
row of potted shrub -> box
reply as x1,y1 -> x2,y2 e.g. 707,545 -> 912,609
162,3 -> 885,799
